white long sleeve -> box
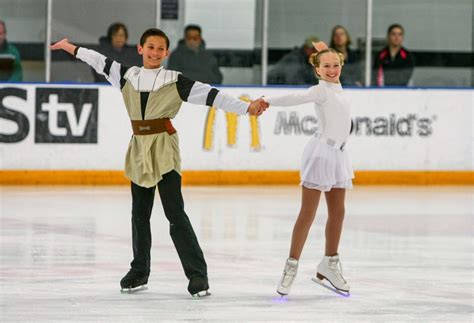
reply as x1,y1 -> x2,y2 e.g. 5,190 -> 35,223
212,91 -> 249,115
76,47 -> 123,89
266,84 -> 327,107
176,74 -> 249,115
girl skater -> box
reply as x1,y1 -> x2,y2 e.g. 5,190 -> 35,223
264,41 -> 354,296
50,29 -> 265,298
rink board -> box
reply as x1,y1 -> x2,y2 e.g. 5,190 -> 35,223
0,83 -> 472,184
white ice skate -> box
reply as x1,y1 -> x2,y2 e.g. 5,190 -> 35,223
276,258 -> 298,296
312,254 -> 350,296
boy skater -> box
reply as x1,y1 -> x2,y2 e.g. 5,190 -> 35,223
50,28 -> 266,297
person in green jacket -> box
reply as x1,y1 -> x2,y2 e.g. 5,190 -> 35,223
0,20 -> 23,82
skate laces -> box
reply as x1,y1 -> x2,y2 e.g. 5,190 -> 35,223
329,258 -> 346,284
281,262 -> 297,287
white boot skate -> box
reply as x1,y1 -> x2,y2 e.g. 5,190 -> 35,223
312,254 -> 350,295
276,258 -> 298,296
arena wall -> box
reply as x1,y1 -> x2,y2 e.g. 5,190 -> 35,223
1,84 -> 472,185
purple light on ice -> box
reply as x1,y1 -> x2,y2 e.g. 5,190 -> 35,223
271,296 -> 289,303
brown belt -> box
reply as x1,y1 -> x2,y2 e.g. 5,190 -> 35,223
131,118 -> 176,136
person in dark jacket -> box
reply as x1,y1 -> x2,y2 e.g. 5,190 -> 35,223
168,25 -> 222,84
92,23 -> 141,83
330,25 -> 363,86
268,36 -> 319,85
373,23 -> 415,86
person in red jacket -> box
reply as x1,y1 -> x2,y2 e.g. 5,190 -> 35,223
373,24 -> 414,86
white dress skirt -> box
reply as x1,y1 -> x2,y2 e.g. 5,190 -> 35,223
300,137 -> 354,192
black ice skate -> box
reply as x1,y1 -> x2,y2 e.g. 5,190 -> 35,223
188,276 -> 210,298
120,269 -> 149,293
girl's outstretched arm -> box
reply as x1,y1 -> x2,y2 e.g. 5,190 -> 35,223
264,85 -> 326,107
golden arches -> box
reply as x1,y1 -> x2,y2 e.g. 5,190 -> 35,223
203,94 -> 261,151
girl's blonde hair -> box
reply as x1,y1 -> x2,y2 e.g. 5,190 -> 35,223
308,49 -> 345,78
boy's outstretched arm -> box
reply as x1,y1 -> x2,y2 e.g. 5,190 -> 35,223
50,38 -> 77,56
50,38 -> 126,89
176,74 -> 266,116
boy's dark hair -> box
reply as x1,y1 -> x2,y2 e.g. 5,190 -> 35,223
387,23 -> 404,35
107,22 -> 128,41
140,28 -> 170,48
184,24 -> 202,35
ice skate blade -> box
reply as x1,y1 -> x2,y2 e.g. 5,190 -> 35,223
276,289 -> 288,297
311,276 -> 350,297
192,290 -> 211,299
120,285 -> 148,294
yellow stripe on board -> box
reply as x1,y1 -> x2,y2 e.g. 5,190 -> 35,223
249,115 -> 261,150
202,106 -> 217,151
226,112 -> 238,146
0,170 -> 472,185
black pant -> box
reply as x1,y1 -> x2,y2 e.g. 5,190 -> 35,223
130,170 -> 207,280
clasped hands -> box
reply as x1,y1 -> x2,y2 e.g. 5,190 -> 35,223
247,97 -> 269,116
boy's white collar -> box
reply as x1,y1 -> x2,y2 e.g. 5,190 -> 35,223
142,66 -> 164,71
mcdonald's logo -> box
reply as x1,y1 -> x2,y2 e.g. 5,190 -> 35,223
203,94 -> 261,151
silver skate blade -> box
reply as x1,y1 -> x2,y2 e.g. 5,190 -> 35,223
192,290 -> 211,299
120,285 -> 148,294
311,277 -> 350,297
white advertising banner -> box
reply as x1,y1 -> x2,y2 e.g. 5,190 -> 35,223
0,84 -> 472,171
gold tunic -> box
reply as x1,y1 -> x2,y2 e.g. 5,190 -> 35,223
122,81 -> 182,188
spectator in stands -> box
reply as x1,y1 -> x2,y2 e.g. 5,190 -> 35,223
168,24 -> 222,84
268,36 -> 319,85
330,25 -> 362,86
0,20 -> 23,81
92,22 -> 141,83
373,23 -> 414,86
